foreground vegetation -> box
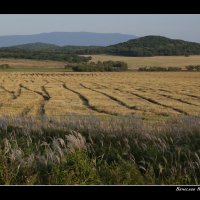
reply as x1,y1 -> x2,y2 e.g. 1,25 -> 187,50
0,115 -> 199,185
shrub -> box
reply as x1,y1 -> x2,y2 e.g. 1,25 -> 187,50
185,65 -> 195,71
138,66 -> 148,71
72,61 -> 128,72
167,67 -> 182,71
0,64 -> 10,69
0,115 -> 200,184
138,66 -> 181,72
194,65 -> 200,71
185,65 -> 200,71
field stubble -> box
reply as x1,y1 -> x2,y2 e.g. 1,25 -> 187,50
86,55 -> 200,69
0,71 -> 200,184
0,72 -> 200,120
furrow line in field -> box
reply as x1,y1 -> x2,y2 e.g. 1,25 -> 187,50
39,101 -> 46,116
20,106 -> 33,117
20,84 -> 50,116
159,89 -> 171,93
181,93 -> 200,100
158,93 -> 199,106
135,87 -> 199,106
41,86 -> 51,100
158,88 -> 200,101
80,83 -> 138,111
90,82 -> 169,117
89,82 -> 108,89
62,83 -> 117,116
0,85 -> 15,99
129,92 -> 188,115
20,84 -> 50,101
92,83 -> 188,115
15,87 -> 22,99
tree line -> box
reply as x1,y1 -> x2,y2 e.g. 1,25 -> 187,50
67,61 -> 128,72
0,48 -> 92,63
138,65 -> 200,71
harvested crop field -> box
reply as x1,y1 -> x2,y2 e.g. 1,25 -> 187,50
0,58 -> 65,68
0,72 -> 200,120
87,55 -> 200,69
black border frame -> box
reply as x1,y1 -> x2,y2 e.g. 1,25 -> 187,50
0,0 -> 199,194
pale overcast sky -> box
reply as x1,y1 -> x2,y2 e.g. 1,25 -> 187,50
0,14 -> 200,42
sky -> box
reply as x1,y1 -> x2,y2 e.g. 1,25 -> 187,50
0,14 -> 200,42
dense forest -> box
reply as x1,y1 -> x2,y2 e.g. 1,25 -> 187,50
100,36 -> 200,56
64,36 -> 200,56
0,43 -> 92,63
68,36 -> 200,56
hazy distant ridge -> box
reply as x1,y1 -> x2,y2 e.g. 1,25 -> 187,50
0,32 -> 137,47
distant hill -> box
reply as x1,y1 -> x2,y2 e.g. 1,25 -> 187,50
0,42 -> 93,63
1,35 -> 200,62
12,42 -> 61,51
11,42 -> 100,53
0,32 -> 137,47
102,35 -> 200,56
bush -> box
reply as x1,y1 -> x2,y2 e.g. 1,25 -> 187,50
138,66 -> 148,71
185,65 -> 200,71
167,67 -> 182,71
138,66 -> 181,72
64,64 -> 75,70
194,65 -> 200,71
0,64 -> 10,69
185,65 -> 195,71
184,53 -> 190,57
72,61 -> 128,72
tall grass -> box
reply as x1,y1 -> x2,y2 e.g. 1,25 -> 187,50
0,115 -> 199,185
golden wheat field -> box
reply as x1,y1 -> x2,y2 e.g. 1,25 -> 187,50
0,58 -> 65,68
0,71 -> 200,120
87,55 -> 200,69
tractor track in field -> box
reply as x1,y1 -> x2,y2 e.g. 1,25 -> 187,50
158,93 -> 199,106
20,84 -> 50,101
80,83 -> 138,111
0,85 -> 22,100
20,106 -> 33,117
19,84 -> 51,116
181,93 -> 200,100
93,82 -> 188,116
51,77 -> 118,116
128,91 -> 188,115
134,88 -> 199,107
62,83 -> 117,116
90,82 -> 170,117
158,88 -> 200,101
